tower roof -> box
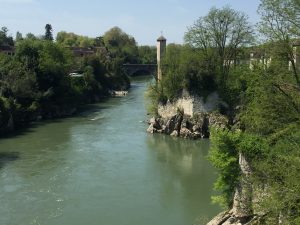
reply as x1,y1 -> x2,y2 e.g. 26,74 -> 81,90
157,36 -> 166,41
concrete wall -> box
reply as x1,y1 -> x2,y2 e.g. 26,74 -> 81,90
158,92 -> 219,119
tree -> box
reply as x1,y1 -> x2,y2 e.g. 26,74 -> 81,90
103,27 -> 138,64
44,24 -> 53,41
138,46 -> 156,64
94,36 -> 104,47
15,31 -> 23,42
56,31 -> 94,48
258,0 -> 300,86
0,27 -> 14,46
26,33 -> 37,40
185,7 -> 254,82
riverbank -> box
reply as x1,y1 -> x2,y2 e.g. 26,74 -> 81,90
0,85 -> 130,138
0,77 -> 220,225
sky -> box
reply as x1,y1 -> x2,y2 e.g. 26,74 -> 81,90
0,0 -> 261,46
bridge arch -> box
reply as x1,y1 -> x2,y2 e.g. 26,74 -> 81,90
123,64 -> 157,77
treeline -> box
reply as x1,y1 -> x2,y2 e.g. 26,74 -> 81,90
56,27 -> 156,64
148,0 -> 300,223
0,25 -> 155,135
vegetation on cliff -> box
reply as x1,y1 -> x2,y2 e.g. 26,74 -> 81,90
147,1 -> 300,224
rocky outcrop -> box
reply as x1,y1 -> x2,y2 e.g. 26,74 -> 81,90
158,91 -> 220,118
148,90 -> 229,139
207,210 -> 261,225
206,153 -> 265,225
147,112 -> 228,139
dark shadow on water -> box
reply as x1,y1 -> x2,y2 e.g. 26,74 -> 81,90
0,104 -> 111,140
0,152 -> 20,169
0,123 -> 43,140
0,76 -> 151,140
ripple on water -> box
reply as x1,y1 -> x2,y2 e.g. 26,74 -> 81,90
0,77 -> 221,225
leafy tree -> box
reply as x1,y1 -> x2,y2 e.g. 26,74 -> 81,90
138,45 -> 156,64
185,7 -> 254,83
161,44 -> 185,100
147,43 -> 218,109
0,27 -> 14,46
15,31 -> 23,43
25,33 -> 37,40
103,26 -> 138,64
208,128 -> 240,208
94,36 -> 104,47
0,26 -> 132,135
44,24 -> 53,41
258,0 -> 300,86
56,31 -> 94,48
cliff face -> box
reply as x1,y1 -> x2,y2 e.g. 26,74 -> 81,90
147,92 -> 228,139
147,112 -> 228,139
158,91 -> 220,118
207,153 -> 266,225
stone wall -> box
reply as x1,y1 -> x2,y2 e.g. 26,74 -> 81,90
158,92 -> 219,119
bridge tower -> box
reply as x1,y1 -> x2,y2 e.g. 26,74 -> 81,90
157,35 -> 167,81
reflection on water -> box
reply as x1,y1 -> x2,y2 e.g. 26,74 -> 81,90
146,134 -> 219,224
0,152 -> 19,169
0,76 -> 220,225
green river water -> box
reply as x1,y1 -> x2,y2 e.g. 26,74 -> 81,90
0,76 -> 220,225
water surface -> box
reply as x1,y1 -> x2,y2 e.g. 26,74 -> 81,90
0,76 -> 220,225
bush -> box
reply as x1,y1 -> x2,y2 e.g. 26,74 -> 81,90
208,128 -> 241,208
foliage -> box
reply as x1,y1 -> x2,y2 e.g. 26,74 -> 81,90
103,27 -> 139,64
208,128 -> 241,208
204,5 -> 300,218
146,6 -> 254,114
145,81 -> 165,115
185,6 -> 254,83
209,126 -> 269,209
15,31 -> 23,43
249,124 -> 300,224
44,24 -> 53,41
138,46 -> 156,64
0,26 -> 133,133
0,27 -> 14,46
258,0 -> 300,85
56,31 -> 95,48
147,42 -> 218,105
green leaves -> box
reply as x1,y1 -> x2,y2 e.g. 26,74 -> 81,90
56,31 -> 95,48
208,127 -> 269,209
208,128 -> 241,208
103,27 -> 138,64
185,6 -> 254,82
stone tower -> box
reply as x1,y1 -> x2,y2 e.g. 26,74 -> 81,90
157,35 -> 167,81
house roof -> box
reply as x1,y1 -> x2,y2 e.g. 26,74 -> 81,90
0,45 -> 15,51
157,36 -> 166,41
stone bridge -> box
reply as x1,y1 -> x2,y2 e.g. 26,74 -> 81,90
123,64 -> 157,77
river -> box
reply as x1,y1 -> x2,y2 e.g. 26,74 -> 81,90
0,76 -> 220,225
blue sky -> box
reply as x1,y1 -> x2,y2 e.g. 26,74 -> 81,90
0,0 -> 261,45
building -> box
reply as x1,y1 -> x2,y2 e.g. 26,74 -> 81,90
249,50 -> 271,70
289,40 -> 300,70
0,45 -> 15,56
156,35 -> 167,81
69,47 -> 96,57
